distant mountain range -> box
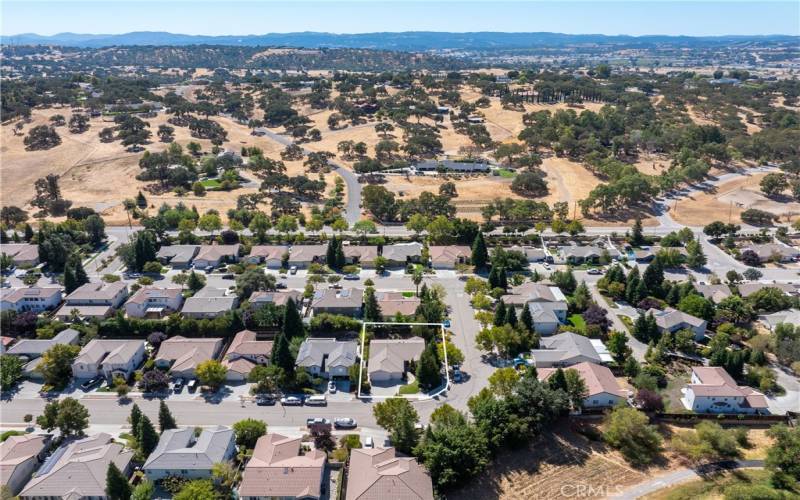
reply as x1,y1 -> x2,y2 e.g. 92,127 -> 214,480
2,31 -> 797,50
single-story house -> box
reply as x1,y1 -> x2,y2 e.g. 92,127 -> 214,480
508,245 -> 548,263
646,307 -> 707,341
528,302 -> 569,335
740,243 -> 800,263
343,245 -> 378,268
124,287 -> 184,318
737,282 -> 797,298
381,242 -> 423,267
246,245 -> 288,268
238,433 -> 327,500
0,434 -> 49,496
558,245 -> 619,264
249,290 -> 303,309
413,159 -> 489,173
143,426 -> 236,481
181,288 -> 238,319
759,309 -> 800,331
311,288 -> 363,317
156,245 -> 199,269
694,283 -> 733,303
429,245 -> 470,269
192,244 -> 240,269
530,332 -> 606,368
376,291 -> 421,320
368,337 -> 426,383
538,362 -> 626,408
18,433 -> 133,500
7,328 -> 81,380
287,245 -> 328,268
1,287 -> 62,313
223,330 -> 273,382
682,366 -> 769,415
1,244 -> 39,267
346,447 -> 434,500
54,281 -> 128,321
71,339 -> 146,381
295,338 -> 358,378
155,336 -> 223,379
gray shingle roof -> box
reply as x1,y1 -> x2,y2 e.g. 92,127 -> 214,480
7,328 -> 80,357
144,426 -> 234,471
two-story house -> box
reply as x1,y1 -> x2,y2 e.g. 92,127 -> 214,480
682,366 -> 769,415
54,281 -> 128,321
71,339 -> 146,381
124,287 -> 184,318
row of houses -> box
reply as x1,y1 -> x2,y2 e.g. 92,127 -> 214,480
246,243 -> 472,270
528,332 -> 768,415
1,429 -> 435,500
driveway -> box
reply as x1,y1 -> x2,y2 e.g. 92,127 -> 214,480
615,460 -> 765,499
588,284 -> 647,361
768,364 -> 800,415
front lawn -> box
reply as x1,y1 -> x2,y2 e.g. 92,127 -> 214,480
496,168 -> 516,178
200,179 -> 222,189
398,380 -> 419,395
568,314 -> 586,333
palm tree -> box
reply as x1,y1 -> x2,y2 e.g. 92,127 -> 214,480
412,269 -> 423,297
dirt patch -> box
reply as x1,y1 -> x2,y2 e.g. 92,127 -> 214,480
448,426 -> 661,500
671,173 -> 800,225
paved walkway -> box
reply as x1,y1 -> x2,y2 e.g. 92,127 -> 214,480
616,460 -> 765,499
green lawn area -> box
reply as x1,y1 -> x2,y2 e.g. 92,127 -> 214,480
200,179 -> 222,189
620,315 -> 634,332
402,291 -> 416,298
496,168 -> 516,178
398,380 -> 419,395
568,314 -> 586,333
646,469 -> 796,500
659,370 -> 692,412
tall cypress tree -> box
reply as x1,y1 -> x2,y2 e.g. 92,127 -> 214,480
520,304 -> 534,332
72,255 -> 88,288
326,235 -> 338,269
363,287 -> 381,322
282,298 -> 304,338
493,300 -> 507,327
642,257 -> 664,297
505,305 -> 518,327
334,239 -> 346,270
416,343 -> 441,391
105,462 -> 132,500
271,333 -> 294,374
471,232 -> 488,270
497,267 -> 508,290
128,404 -> 142,434
136,415 -> 159,456
63,263 -> 77,294
548,368 -> 568,391
158,400 -> 177,433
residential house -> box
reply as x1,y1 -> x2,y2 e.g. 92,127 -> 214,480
429,245 -> 470,269
0,434 -> 49,496
737,282 -> 797,298
682,366 -> 769,415
19,433 -> 133,500
249,290 -> 303,309
7,328 -> 81,381
346,447 -> 434,500
181,288 -> 238,319
143,426 -> 236,481
740,243 -> 800,263
694,283 -> 733,303
1,287 -> 62,313
509,245 -> 548,263
71,339 -> 146,381
381,242 -> 423,267
501,283 -> 568,335
124,287 -> 184,318
54,281 -> 128,321
156,245 -> 199,269
295,338 -> 358,378
311,288 -> 363,317
412,159 -> 489,173
238,433 -> 327,500
530,332 -> 607,368
759,309 -> 800,331
558,245 -> 619,264
192,244 -> 240,269
223,330 -> 273,382
155,336 -> 223,379
287,245 -> 328,268
368,337 -> 426,383
343,245 -> 378,268
1,244 -> 39,267
376,291 -> 421,320
246,245 -> 288,268
646,307 -> 707,341
538,362 -> 626,408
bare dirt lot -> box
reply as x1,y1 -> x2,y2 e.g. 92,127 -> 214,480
671,173 -> 800,225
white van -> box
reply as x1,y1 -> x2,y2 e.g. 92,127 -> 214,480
364,436 -> 374,448
304,395 -> 327,406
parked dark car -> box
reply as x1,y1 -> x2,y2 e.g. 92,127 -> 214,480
344,274 -> 360,280
172,378 -> 185,393
80,377 -> 104,391
334,417 -> 357,429
255,394 -> 276,406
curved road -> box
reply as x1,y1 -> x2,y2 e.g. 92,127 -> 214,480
255,127 -> 362,225
617,460 -> 765,499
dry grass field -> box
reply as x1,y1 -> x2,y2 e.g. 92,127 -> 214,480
448,426 -> 657,500
671,173 -> 800,225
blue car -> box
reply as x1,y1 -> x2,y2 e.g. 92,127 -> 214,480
443,319 -> 451,328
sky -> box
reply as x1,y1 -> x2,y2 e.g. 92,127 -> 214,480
2,1 -> 799,37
